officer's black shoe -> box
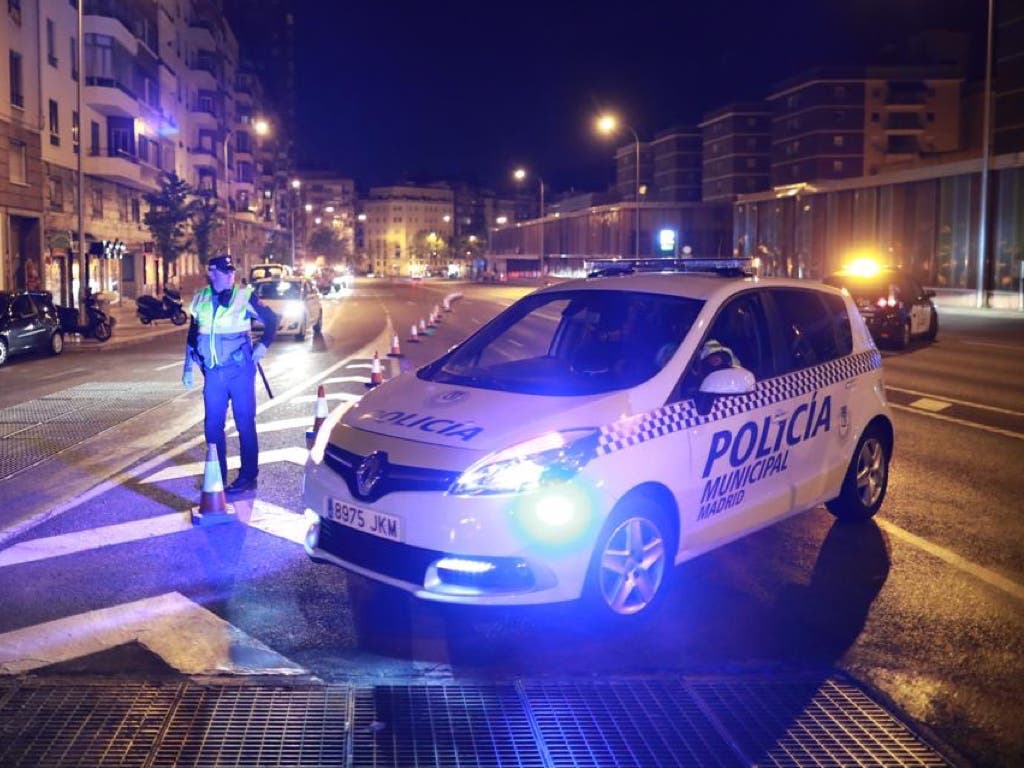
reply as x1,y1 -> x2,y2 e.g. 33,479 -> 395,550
225,476 -> 258,496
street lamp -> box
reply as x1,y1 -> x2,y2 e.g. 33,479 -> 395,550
290,178 -> 301,266
513,167 -> 545,279
596,113 -> 641,260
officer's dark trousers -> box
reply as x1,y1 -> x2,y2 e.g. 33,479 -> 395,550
202,359 -> 258,484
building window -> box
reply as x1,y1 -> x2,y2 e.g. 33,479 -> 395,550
746,158 -> 756,169
90,120 -> 100,155
91,187 -> 103,218
927,112 -> 935,122
834,86 -> 846,99
9,139 -> 26,183
9,50 -> 24,108
833,110 -> 844,123
72,110 -> 79,151
871,112 -> 880,123
833,160 -> 844,173
8,0 -> 21,24
70,36 -> 78,80
46,19 -> 57,66
833,135 -> 844,147
118,190 -> 129,221
49,177 -> 64,211
131,197 -> 140,222
49,99 -> 60,146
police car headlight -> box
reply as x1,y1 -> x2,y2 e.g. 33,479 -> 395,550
283,302 -> 305,320
450,429 -> 599,496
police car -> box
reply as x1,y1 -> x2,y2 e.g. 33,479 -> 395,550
302,259 -> 894,620
823,261 -> 938,349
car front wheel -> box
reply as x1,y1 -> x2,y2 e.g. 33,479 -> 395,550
584,497 -> 674,620
924,309 -> 939,341
826,424 -> 890,522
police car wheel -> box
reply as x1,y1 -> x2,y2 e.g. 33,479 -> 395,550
826,425 -> 889,522
585,498 -> 674,619
895,320 -> 911,350
924,310 -> 938,341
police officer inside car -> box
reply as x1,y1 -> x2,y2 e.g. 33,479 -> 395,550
182,254 -> 278,496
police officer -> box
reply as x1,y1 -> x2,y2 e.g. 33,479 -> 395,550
182,254 -> 278,496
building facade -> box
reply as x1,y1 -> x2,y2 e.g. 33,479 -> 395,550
294,172 -> 356,268
650,126 -> 702,202
362,184 -> 454,277
700,103 -> 772,202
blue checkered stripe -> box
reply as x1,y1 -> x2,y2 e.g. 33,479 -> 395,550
595,349 -> 881,456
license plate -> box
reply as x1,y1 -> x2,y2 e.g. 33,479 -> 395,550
325,497 -> 403,543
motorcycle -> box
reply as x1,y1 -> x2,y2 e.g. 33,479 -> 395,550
56,291 -> 115,342
136,287 -> 188,325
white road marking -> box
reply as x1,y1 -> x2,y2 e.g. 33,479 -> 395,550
154,361 -> 182,371
37,367 -> 89,381
909,397 -> 952,412
227,416 -> 314,436
0,513 -> 190,569
291,391 -> 360,405
0,592 -> 307,675
878,518 -> 1024,603
139,445 -> 309,483
890,403 -> 1024,441
248,500 -> 310,545
887,385 -> 1024,417
959,339 -> 1024,352
317,375 -> 372,386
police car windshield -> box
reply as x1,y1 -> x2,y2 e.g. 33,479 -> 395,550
254,280 -> 301,300
421,290 -> 703,395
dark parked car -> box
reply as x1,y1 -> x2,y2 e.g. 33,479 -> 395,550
0,290 -> 64,367
823,265 -> 938,349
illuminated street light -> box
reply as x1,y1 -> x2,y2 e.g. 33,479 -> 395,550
253,118 -> 269,136
513,167 -> 545,280
496,215 -> 508,226
595,113 -> 641,260
304,203 -> 313,212
325,206 -> 335,213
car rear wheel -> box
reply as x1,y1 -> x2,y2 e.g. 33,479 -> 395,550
584,497 -> 674,621
826,424 -> 890,522
924,309 -> 938,341
894,320 -> 911,350
50,331 -> 64,356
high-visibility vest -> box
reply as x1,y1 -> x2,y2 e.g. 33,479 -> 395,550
190,286 -> 257,368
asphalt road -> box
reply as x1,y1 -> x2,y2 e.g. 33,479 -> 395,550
0,279 -> 1021,766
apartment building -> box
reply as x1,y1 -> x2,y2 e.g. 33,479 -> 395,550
648,126 -> 701,202
362,184 -> 453,277
2,0 -> 287,300
294,172 -> 355,265
700,103 -> 772,202
2,0 -> 44,294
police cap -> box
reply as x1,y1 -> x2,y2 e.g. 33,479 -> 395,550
207,254 -> 236,273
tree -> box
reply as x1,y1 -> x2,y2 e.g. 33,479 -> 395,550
143,172 -> 193,270
308,226 -> 342,262
189,189 -> 223,265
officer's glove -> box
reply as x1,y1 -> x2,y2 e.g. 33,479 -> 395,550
182,367 -> 194,389
251,342 -> 267,364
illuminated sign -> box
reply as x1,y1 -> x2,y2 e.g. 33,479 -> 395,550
657,229 -> 677,255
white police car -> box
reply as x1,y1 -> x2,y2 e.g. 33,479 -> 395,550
302,260 -> 894,620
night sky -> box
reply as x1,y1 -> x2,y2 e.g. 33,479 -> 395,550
288,0 -> 984,195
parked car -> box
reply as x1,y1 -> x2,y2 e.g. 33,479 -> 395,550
0,290 -> 64,367
252,277 -> 323,340
302,259 -> 894,622
823,263 -> 938,349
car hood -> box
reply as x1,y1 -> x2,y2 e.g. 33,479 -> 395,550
340,371 -> 636,454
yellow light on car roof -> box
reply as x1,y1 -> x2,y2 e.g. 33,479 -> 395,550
843,257 -> 882,278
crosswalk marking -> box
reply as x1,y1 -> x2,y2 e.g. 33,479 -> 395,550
0,592 -> 307,675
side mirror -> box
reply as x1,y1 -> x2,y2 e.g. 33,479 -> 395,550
699,366 -> 756,396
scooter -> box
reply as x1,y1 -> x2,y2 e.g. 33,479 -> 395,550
56,292 -> 115,342
136,287 -> 188,325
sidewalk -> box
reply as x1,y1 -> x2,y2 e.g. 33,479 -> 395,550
63,295 -> 190,352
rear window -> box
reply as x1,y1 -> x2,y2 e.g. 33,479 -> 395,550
0,296 -> 8,316
420,289 -> 704,396
254,280 -> 301,300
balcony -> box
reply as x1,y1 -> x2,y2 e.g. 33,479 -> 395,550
85,78 -> 138,117
885,113 -> 925,132
87,147 -> 142,187
884,83 -> 928,106
885,136 -> 920,156
188,18 -> 216,48
189,103 -> 219,128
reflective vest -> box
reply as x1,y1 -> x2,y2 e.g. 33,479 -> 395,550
190,286 -> 257,368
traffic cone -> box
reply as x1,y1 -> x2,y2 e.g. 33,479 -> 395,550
427,310 -> 436,328
419,318 -> 427,334
442,297 -> 451,312
408,323 -> 420,343
306,385 -> 329,449
368,351 -> 384,387
388,334 -> 403,357
432,305 -> 442,323
191,443 -> 235,526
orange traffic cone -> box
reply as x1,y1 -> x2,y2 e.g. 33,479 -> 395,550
408,323 -> 419,343
191,443 -> 235,526
427,310 -> 436,328
419,318 -> 427,334
442,297 -> 451,312
306,385 -> 329,449
369,351 -> 384,387
432,305 -> 442,323
388,334 -> 403,357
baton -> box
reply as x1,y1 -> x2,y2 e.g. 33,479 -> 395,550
257,362 -> 274,399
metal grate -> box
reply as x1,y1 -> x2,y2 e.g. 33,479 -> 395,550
688,676 -> 950,767
522,678 -> 744,768
351,684 -> 545,768
0,681 -> 180,768
152,684 -> 349,768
